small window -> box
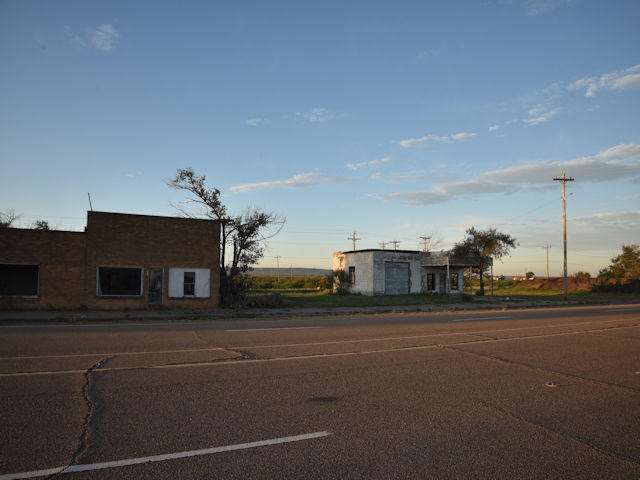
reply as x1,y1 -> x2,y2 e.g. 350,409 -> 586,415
450,272 -> 459,290
349,266 -> 355,284
0,264 -> 39,296
98,266 -> 142,296
183,272 -> 195,296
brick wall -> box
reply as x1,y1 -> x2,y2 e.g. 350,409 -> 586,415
1,211 -> 221,310
85,212 -> 220,309
0,229 -> 86,309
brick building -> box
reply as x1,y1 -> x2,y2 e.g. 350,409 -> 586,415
0,211 -> 220,310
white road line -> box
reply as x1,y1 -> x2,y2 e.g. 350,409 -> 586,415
451,316 -> 513,322
0,431 -> 332,480
225,326 -> 325,332
0,347 -> 231,361
0,321 -> 203,329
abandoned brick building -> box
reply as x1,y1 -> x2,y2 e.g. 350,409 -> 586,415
0,211 -> 220,310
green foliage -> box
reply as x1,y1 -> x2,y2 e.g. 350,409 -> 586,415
526,271 -> 535,280
332,269 -> 350,295
598,245 -> 640,279
573,271 -> 591,279
451,227 -> 517,295
248,275 -> 328,290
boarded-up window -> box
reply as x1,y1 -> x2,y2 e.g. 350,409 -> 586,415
97,267 -> 142,296
349,266 -> 355,284
0,264 -> 39,296
450,272 -> 459,290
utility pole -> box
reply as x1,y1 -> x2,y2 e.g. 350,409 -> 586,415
275,256 -> 281,282
348,232 -> 361,251
553,172 -> 574,300
419,235 -> 431,252
543,244 -> 551,280
379,241 -> 387,250
390,240 -> 400,250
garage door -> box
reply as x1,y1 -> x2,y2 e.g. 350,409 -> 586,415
384,262 -> 409,295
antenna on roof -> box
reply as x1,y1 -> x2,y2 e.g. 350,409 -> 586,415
87,192 -> 93,211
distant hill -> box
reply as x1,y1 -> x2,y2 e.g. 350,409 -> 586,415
250,267 -> 331,276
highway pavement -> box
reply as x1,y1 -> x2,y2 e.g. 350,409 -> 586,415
1,305 -> 639,478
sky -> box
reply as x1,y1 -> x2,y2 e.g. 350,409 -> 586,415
1,0 -> 639,276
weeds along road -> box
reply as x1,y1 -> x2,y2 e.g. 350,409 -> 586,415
1,305 -> 639,479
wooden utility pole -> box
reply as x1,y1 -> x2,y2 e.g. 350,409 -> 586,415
390,240 -> 400,250
379,241 -> 387,250
348,232 -> 361,251
275,256 -> 281,282
419,235 -> 431,252
553,172 -> 574,300
543,244 -> 551,280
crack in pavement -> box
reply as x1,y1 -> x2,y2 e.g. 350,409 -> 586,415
441,345 -> 640,393
46,357 -> 113,479
478,400 -> 640,468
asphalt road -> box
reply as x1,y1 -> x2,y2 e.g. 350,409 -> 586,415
1,305 -> 639,479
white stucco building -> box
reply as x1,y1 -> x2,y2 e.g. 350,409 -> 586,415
332,249 -> 491,296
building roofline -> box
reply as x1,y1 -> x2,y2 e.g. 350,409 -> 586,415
88,211 -> 218,223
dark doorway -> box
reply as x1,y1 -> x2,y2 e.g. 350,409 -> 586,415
148,268 -> 163,306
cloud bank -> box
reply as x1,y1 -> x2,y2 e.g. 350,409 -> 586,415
569,64 -> 640,97
371,143 -> 640,205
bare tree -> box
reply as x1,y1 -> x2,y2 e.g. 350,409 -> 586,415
0,209 -> 20,228
168,168 -> 285,305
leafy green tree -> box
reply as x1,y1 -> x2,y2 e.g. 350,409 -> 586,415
169,168 -> 285,305
526,271 -> 535,280
451,227 -> 517,295
598,245 -> 640,279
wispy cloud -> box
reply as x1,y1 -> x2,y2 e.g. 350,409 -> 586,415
296,107 -> 342,123
524,0 -> 574,16
399,132 -> 477,148
68,24 -> 120,51
245,117 -> 268,127
230,172 -> 355,193
86,24 -> 120,51
371,170 -> 429,182
489,125 -> 501,132
416,48 -> 440,60
569,64 -> 640,97
371,143 -> 640,206
522,106 -> 562,126
347,157 -> 392,171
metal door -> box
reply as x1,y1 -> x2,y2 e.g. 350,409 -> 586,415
385,262 -> 409,295
148,268 -> 163,306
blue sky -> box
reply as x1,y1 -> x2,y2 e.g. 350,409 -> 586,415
1,0 -> 639,276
